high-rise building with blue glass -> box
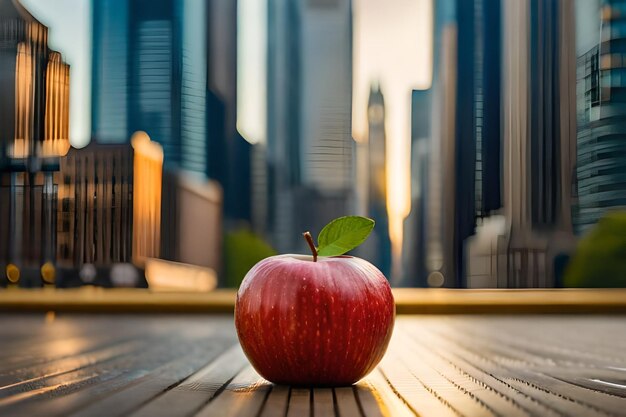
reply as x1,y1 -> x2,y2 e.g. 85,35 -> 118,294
91,0 -> 208,177
575,0 -> 626,233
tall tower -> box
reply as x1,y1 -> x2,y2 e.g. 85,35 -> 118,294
266,0 -> 353,252
354,84 -> 391,276
424,0 -> 457,288
424,0 -> 505,288
496,0 -> 576,287
91,0 -> 208,177
402,89 -> 431,286
575,0 -> 626,234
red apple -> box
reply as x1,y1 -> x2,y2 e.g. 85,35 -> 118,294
235,253 -> 395,386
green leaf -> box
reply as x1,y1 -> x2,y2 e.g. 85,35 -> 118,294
316,216 -> 375,257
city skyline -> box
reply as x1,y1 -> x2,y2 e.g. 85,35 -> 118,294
3,0 -> 626,288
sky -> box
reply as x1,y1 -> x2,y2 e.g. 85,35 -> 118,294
20,0 -> 91,148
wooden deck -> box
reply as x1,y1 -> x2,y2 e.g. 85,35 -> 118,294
0,314 -> 625,416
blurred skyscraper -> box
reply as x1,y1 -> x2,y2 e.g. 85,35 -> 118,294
465,0 -> 577,287
92,0 -> 208,174
353,84 -> 391,276
264,0 -> 354,253
402,89 -> 431,286
422,0 -> 488,288
574,0 -> 626,234
421,0 -> 456,287
55,133 -> 163,270
0,0 -> 70,284
417,0 -> 577,288
208,0 -> 251,223
91,0 -> 250,223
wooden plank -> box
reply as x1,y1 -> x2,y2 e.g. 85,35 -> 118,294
402,318 -> 623,417
392,329 -> 533,417
549,371 -> 626,398
355,371 -> 416,417
0,333 -> 234,416
439,317 -> 626,366
286,388 -> 311,417
400,327 -> 559,417
0,334 -> 138,374
425,333 -> 613,416
382,352 -> 494,417
0,338 -> 144,389
259,385 -> 290,417
502,369 -> 626,416
2,370 -> 150,417
1,314 -> 626,417
194,366 -> 271,417
0,316 -> 235,415
334,387 -> 361,417
0,373 -> 104,410
130,345 -> 248,417
312,388 -> 334,417
68,342 -> 230,417
2,289 -> 626,314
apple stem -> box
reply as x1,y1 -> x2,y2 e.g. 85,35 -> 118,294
303,231 -> 318,262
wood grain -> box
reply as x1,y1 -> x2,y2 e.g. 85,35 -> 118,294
0,314 -> 624,416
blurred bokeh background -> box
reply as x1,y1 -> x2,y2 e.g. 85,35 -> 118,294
0,0 -> 624,290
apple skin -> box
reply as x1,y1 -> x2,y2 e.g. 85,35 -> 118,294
235,254 -> 395,386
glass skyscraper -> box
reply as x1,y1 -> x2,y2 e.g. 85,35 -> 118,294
265,0 -> 353,253
575,0 -> 626,233
91,0 -> 208,177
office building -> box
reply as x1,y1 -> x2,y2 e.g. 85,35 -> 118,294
92,0 -> 249,222
402,89 -> 431,286
423,0 -> 458,288
91,0 -> 208,176
574,0 -> 626,234
266,0 -> 354,252
0,0 -> 70,282
55,143 -> 135,268
55,133 -> 163,269
466,0 -> 577,287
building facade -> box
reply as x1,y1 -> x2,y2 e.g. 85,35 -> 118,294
574,0 -> 626,234
92,0 -> 248,223
466,0 -> 577,288
56,143 -> 135,268
91,0 -> 208,176
0,0 -> 70,283
402,89 -> 431,286
55,133 -> 163,269
265,0 -> 354,253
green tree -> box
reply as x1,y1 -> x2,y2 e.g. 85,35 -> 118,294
564,211 -> 626,287
224,229 -> 277,288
